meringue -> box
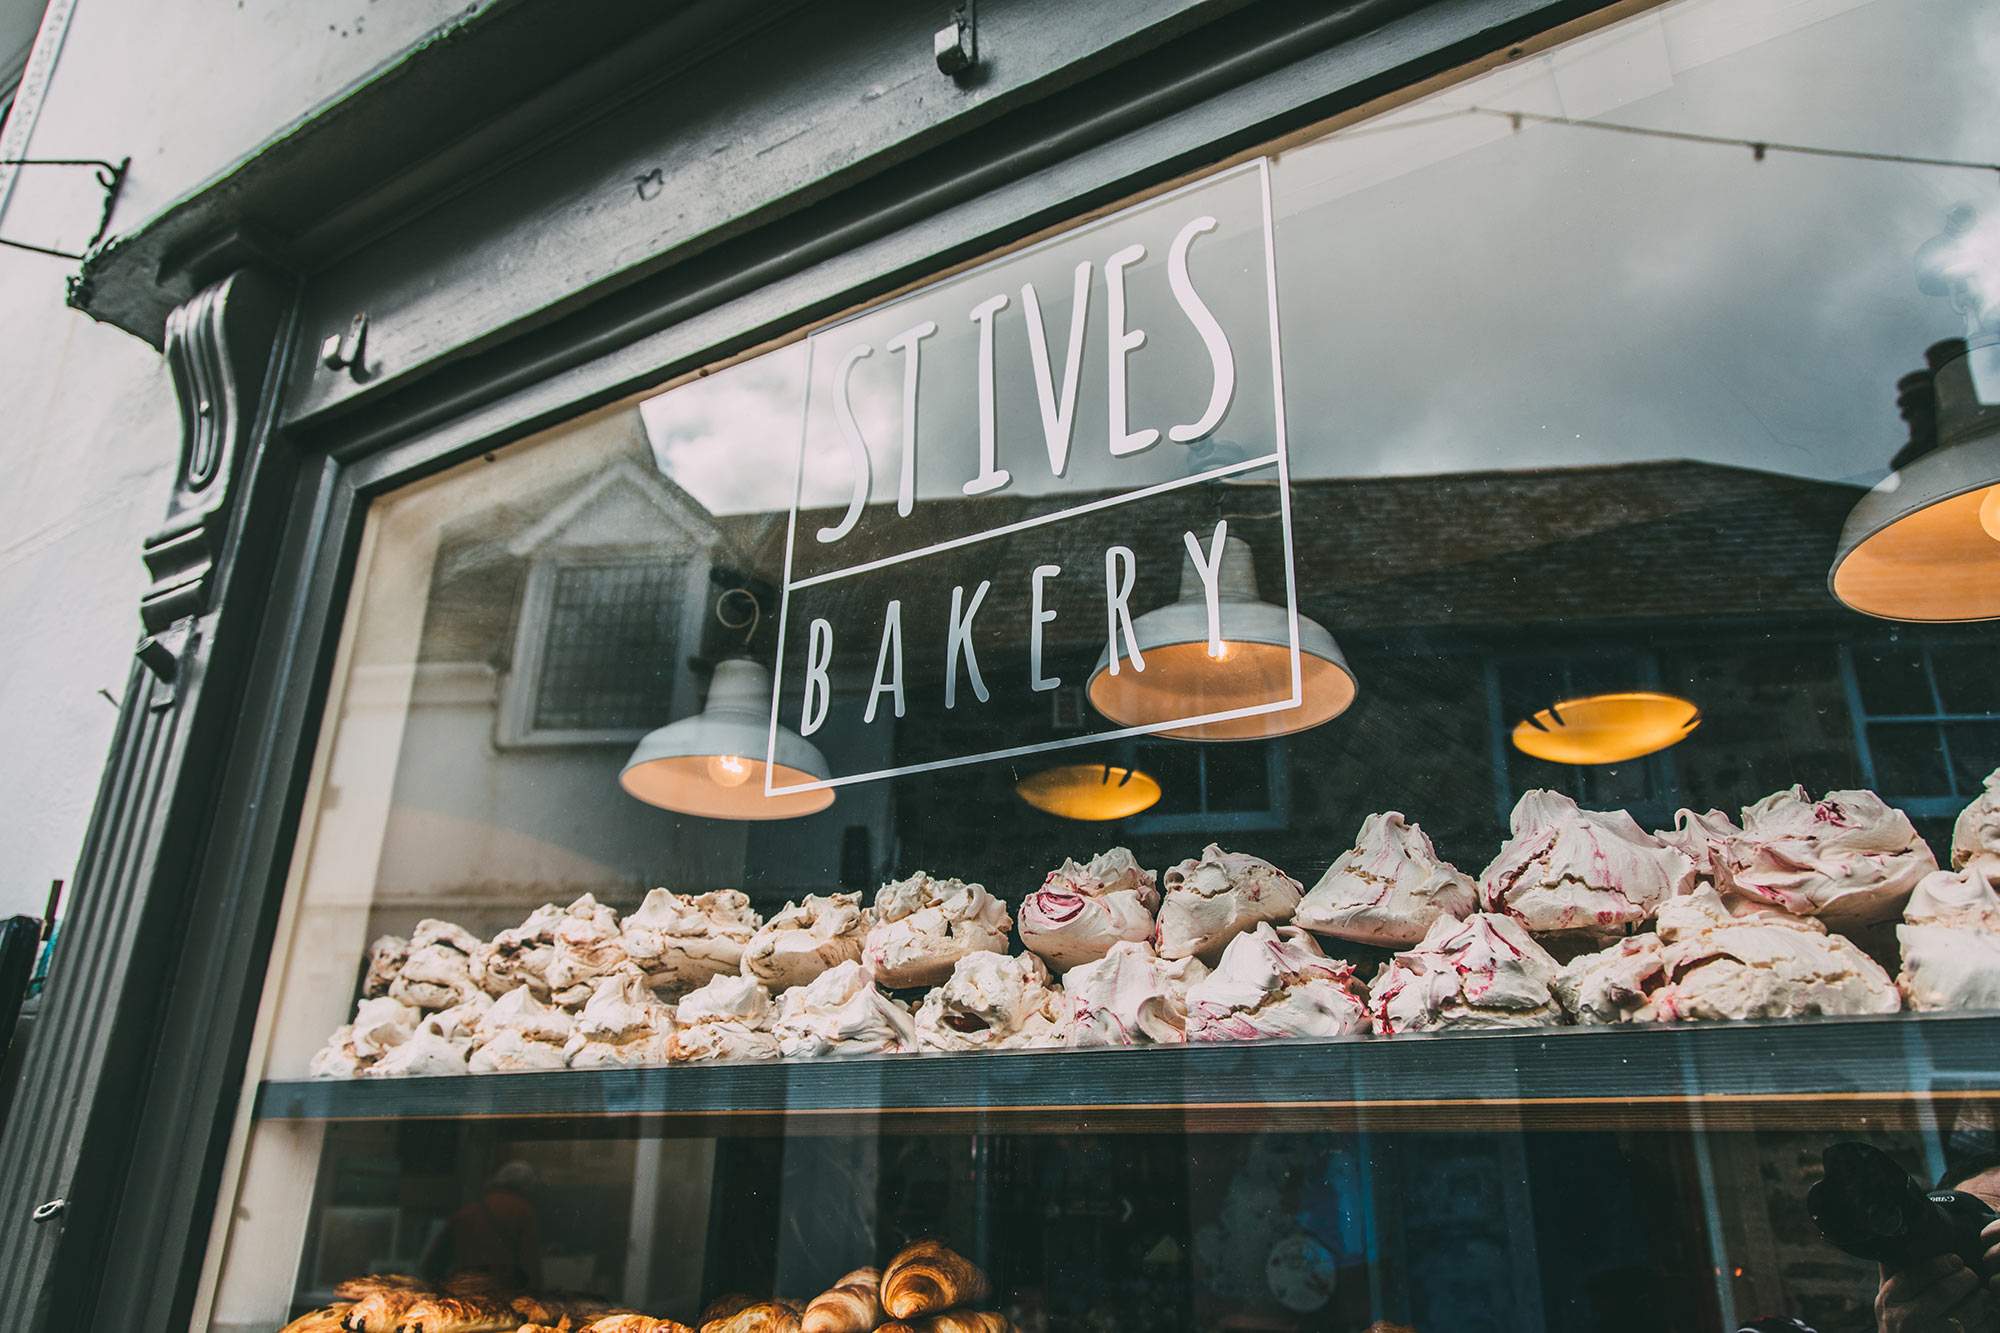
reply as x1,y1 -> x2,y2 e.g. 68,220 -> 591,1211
1655,808 -> 1743,887
863,873 -> 1013,989
389,919 -> 487,1010
1185,924 -> 1372,1042
1898,867 -> 2000,1013
1294,813 -> 1475,947
674,975 -> 779,1061
1066,941 -> 1209,1046
563,970 -> 678,1067
774,960 -> 917,1057
1642,887 -> 1900,1021
1953,767 -> 2000,873
366,1026 -> 469,1078
481,903 -> 566,999
468,986 -> 573,1072
1019,848 -> 1159,973
545,894 -> 632,1005
1372,913 -> 1565,1033
1154,845 -> 1302,961
309,996 -> 420,1077
915,952 -> 1070,1051
741,892 -> 868,991
361,935 -> 409,998
1479,791 -> 1694,937
1553,934 -> 1668,1025
621,889 -> 763,994
1724,786 -> 1936,926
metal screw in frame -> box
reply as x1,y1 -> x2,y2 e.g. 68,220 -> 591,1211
30,1198 -> 65,1223
934,2 -> 976,76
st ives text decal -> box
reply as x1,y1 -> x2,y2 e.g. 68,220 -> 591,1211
768,161 -> 1298,792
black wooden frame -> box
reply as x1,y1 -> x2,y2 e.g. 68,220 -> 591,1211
0,2 -> 1638,1330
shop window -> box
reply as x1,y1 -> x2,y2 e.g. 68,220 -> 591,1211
1124,739 -> 1288,833
1842,640 -> 2000,817
1484,650 -> 1678,829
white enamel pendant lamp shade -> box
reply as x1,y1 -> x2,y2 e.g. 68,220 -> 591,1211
620,658 -> 834,820
1087,534 -> 1356,740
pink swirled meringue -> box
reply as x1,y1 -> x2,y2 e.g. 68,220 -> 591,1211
673,974 -> 778,1061
1185,924 -> 1372,1042
741,892 -> 869,991
563,969 -> 677,1067
1896,867 -> 2000,1013
1480,791 -> 1695,937
1723,786 -> 1936,927
1294,813 -> 1476,947
1372,913 -> 1565,1033
1642,886 -> 1899,1021
1019,847 -> 1159,972
1066,941 -> 1208,1046
481,903 -> 566,999
1953,767 -> 2000,873
621,889 -> 762,995
389,919 -> 488,1010
1654,808 -> 1743,887
1154,845 -> 1303,961
774,960 -> 917,1057
915,952 -> 1069,1051
1553,934 -> 1670,1025
863,872 -> 1013,989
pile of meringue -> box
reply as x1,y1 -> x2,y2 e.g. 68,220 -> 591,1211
310,770 -> 2000,1076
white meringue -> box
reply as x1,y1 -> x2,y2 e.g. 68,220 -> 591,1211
863,873 -> 1013,989
1479,791 -> 1694,936
545,893 -> 631,1004
1655,808 -> 1743,887
1953,767 -> 2000,873
1897,867 -> 2000,1013
1294,813 -> 1476,947
1553,934 -> 1669,1025
621,888 -> 762,994
361,935 -> 409,998
421,993 -> 492,1051
1724,786 -> 1936,926
389,919 -> 487,1010
674,974 -> 778,1061
561,970 -> 678,1066
349,996 -> 421,1057
741,892 -> 869,991
1066,941 -> 1208,1046
1640,886 -> 1900,1021
1372,913 -> 1565,1033
1020,848 -> 1159,972
481,903 -> 566,999
1154,845 -> 1302,961
915,952 -> 1069,1051
466,986 -> 571,1072
308,1034 -> 365,1079
774,960 -> 917,1057
469,1028 -> 571,1073
1185,924 -> 1372,1042
366,1026 -> 469,1078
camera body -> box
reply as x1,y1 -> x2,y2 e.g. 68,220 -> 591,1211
1808,1142 -> 1999,1271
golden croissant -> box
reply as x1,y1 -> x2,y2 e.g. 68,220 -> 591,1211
280,1306 -> 356,1333
801,1267 -> 882,1333
878,1314 -> 1013,1333
579,1317 -> 698,1333
701,1300 -> 804,1333
881,1242 -> 992,1320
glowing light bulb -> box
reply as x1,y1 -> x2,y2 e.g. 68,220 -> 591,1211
705,753 -> 752,787
1209,641 -> 1232,661
1981,484 -> 2000,543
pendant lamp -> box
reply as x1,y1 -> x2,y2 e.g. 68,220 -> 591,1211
1086,533 -> 1356,741
1830,337 -> 2000,622
1015,763 -> 1163,820
620,658 -> 834,820
1511,690 -> 1701,765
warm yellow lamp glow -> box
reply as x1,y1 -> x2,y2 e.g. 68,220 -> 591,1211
620,659 -> 834,820
1015,764 -> 1163,821
1980,484 -> 2000,542
705,753 -> 753,787
1511,691 -> 1701,765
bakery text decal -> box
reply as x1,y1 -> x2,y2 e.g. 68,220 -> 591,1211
767,160 -> 1297,791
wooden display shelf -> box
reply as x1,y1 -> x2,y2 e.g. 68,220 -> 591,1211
254,1012 -> 2000,1135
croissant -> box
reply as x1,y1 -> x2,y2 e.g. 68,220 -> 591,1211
392,1294 -> 519,1333
580,1318 -> 697,1333
281,1306 -> 356,1333
801,1267 -> 882,1333
336,1276 -> 430,1300
881,1242 -> 991,1320
701,1300 -> 804,1333
878,1314 -> 1012,1333
699,1296 -> 758,1326
343,1288 -> 431,1333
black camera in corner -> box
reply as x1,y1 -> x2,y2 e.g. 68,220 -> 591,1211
1809,1141 -> 1999,1271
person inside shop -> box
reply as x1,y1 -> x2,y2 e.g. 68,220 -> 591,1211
1877,1152 -> 2000,1333
422,1159 -> 545,1290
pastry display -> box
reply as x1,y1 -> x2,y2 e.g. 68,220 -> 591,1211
1065,940 -> 1208,1046
481,904 -> 567,999
545,893 -> 632,1006
882,1240 -> 992,1320
1954,766 -> 2000,873
1184,923 -> 1373,1041
1372,913 -> 1565,1033
565,968 -> 678,1068
389,919 -> 488,1011
1017,847 -> 1158,973
582,1318 -> 696,1333
914,952 -> 1069,1051
864,873 -> 1013,989
802,1268 -> 883,1333
774,960 -> 918,1057
364,1024 -> 470,1078
1154,845 -> 1302,961
467,985 -> 574,1073
1654,807 -> 1743,888
742,892 -> 870,991
623,889 -> 764,994
362,935 -> 409,998
1898,866 -> 2000,1012
878,1316 -> 1013,1333
1723,785 -> 1937,926
338,1274 -> 430,1330
703,1302 -> 805,1333
1551,934 -> 1670,1025
1479,790 -> 1694,938
674,974 -> 779,1061
1293,812 -> 1476,947
279,1306 -> 354,1333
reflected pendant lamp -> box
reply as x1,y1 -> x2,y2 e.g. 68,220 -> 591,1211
620,658 -> 834,820
1830,337 -> 2000,622
1015,764 -> 1163,821
1511,691 -> 1701,765
1086,534 -> 1356,741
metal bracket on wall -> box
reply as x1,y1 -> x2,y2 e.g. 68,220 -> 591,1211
934,1 -> 976,77
0,156 -> 130,261
319,311 -> 371,382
